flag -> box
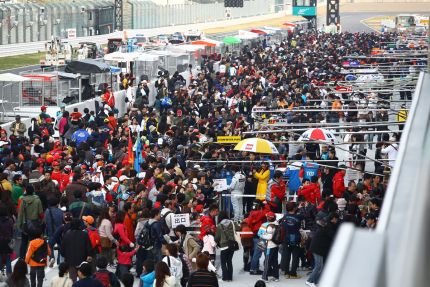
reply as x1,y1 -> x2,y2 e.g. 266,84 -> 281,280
128,133 -> 134,165
134,136 -> 142,172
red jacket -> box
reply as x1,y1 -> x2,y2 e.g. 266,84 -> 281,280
298,183 -> 321,205
199,215 -> 215,240
113,223 -> 131,247
246,209 -> 266,235
270,179 -> 286,206
117,248 -> 137,265
332,171 -> 345,198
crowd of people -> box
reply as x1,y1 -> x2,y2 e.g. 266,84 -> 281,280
0,28 -> 406,287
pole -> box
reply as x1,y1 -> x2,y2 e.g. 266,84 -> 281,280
428,15 -> 430,72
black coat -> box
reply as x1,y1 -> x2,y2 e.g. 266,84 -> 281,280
60,229 -> 92,266
310,225 -> 335,258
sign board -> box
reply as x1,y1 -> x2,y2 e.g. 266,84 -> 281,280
172,213 -> 190,228
213,179 -> 228,192
217,136 -> 241,144
67,28 -> 77,39
292,6 -> 316,17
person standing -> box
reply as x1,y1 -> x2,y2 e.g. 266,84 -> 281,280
17,185 -> 44,259
0,204 -> 14,275
10,115 -> 27,138
281,202 -> 303,279
153,262 -> 178,287
25,228 -> 51,287
215,211 -> 238,282
60,219 -> 93,283
72,262 -> 104,287
187,253 -> 219,287
229,166 -> 246,221
254,162 -> 270,201
51,262 -> 73,287
98,209 -> 118,267
44,195 -> 64,267
258,212 -> 279,282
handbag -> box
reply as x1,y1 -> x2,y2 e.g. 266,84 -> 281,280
100,237 -> 113,248
257,239 -> 267,251
227,222 -> 240,251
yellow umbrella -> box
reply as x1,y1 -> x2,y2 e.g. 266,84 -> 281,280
234,138 -> 279,154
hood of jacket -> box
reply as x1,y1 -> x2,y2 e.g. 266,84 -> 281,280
220,219 -> 232,227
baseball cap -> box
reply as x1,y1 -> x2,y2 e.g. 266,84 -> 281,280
82,216 -> 94,225
266,211 -> 275,219
119,175 -> 130,182
78,262 -> 92,277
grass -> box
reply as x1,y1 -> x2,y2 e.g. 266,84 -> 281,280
0,52 -> 42,71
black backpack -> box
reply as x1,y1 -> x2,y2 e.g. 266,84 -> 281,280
137,222 -> 153,250
31,240 -> 48,264
160,211 -> 172,235
272,218 -> 286,245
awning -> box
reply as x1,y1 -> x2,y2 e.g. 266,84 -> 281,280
191,38 -> 222,47
0,73 -> 31,82
250,28 -> 269,35
222,36 -> 241,45
236,30 -> 259,40
104,51 -> 140,62
65,59 -> 111,74
56,72 -> 80,79
283,22 -> 297,27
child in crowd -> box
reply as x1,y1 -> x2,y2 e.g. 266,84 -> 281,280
201,226 -> 216,265
116,244 -> 139,278
94,256 -> 120,287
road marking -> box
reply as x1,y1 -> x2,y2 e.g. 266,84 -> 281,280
360,15 -> 383,33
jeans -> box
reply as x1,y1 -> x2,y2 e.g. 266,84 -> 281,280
0,254 -> 12,275
231,193 -> 243,221
30,266 -> 45,287
281,243 -> 300,276
136,248 -> 149,277
220,248 -> 234,281
262,247 -> 279,280
151,247 -> 162,264
19,232 -> 29,259
243,245 -> 253,271
48,240 -> 61,265
307,253 -> 324,284
250,238 -> 263,271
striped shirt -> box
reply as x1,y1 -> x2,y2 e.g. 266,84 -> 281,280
187,269 -> 219,287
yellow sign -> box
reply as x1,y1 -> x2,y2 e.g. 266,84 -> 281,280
217,136 -> 241,143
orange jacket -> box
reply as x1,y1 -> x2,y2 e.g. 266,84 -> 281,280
124,213 -> 136,243
25,238 -> 51,267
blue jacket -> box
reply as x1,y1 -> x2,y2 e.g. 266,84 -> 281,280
140,271 -> 155,287
149,220 -> 164,248
282,213 -> 302,245
71,129 -> 90,145
44,207 -> 64,238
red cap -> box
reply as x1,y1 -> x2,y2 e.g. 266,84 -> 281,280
52,161 -> 60,167
266,212 -> 275,218
81,164 -> 87,170
154,201 -> 161,209
36,158 -> 44,164
195,204 -> 204,213
45,118 -> 52,124
41,105 -> 47,111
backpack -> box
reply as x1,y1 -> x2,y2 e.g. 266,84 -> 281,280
266,179 -> 276,202
271,223 -> 284,245
86,227 -> 101,253
0,217 -> 13,242
31,240 -> 48,264
137,222 -> 153,250
160,211 -> 172,235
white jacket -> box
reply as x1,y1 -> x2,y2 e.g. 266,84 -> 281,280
162,256 -> 183,280
153,276 -> 180,287
381,144 -> 398,168
258,221 -> 279,249
230,171 -> 246,194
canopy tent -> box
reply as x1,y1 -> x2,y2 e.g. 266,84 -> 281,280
167,44 -> 206,53
236,30 -> 259,40
223,36 -> 242,45
283,22 -> 297,27
136,54 -> 160,62
191,38 -> 222,47
104,51 -> 140,62
65,59 -> 111,74
262,26 -> 283,32
0,73 -> 31,82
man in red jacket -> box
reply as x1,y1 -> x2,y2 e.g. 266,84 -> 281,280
247,201 -> 267,275
269,170 -> 286,213
199,204 -> 219,240
332,168 -> 346,198
298,177 -> 321,205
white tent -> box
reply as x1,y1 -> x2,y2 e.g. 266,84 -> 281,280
0,73 -> 31,82
236,30 -> 260,40
104,51 -> 140,62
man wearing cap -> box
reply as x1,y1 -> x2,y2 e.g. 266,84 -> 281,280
39,105 -> 50,124
10,115 -> 26,138
75,261 -> 103,287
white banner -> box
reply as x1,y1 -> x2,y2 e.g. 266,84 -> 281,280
172,213 -> 190,228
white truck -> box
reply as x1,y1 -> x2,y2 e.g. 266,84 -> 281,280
40,37 -> 72,68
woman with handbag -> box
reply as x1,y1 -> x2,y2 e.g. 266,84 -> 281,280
98,209 -> 118,266
215,211 -> 240,282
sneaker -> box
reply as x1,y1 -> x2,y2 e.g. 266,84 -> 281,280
271,278 -> 280,282
261,278 -> 270,283
288,274 -> 302,279
305,281 -> 317,287
250,270 -> 263,275
48,258 -> 55,268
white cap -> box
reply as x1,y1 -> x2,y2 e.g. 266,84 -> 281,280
119,175 -> 130,182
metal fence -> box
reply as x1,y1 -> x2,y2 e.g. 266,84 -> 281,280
129,0 -> 283,29
0,0 -> 115,45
